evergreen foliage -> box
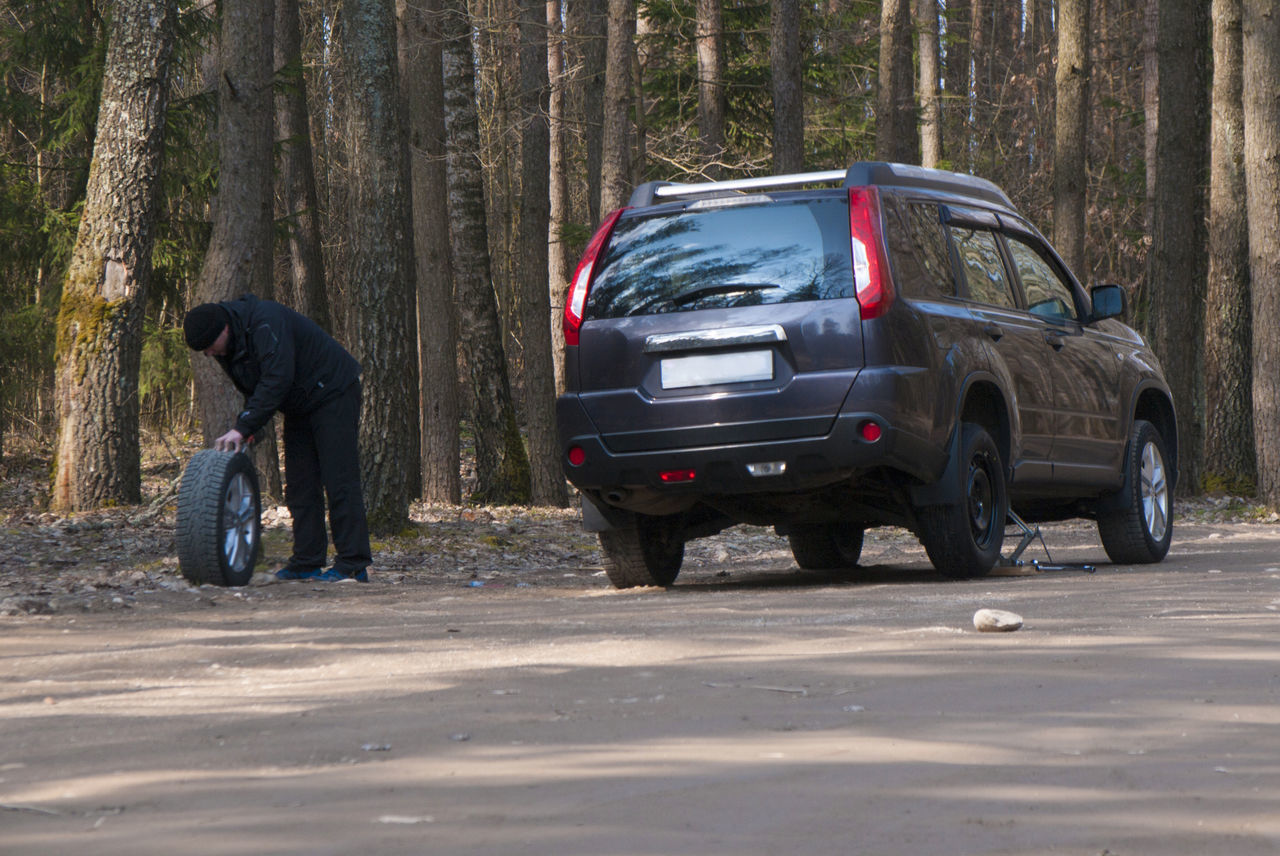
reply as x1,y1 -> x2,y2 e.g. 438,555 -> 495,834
0,0 -> 1263,505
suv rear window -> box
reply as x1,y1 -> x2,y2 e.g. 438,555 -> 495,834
585,196 -> 853,319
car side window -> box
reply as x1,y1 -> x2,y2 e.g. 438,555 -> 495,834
1005,237 -> 1078,321
949,227 -> 1016,308
883,198 -> 957,299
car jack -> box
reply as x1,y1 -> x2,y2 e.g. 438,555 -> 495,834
1000,509 -> 1095,572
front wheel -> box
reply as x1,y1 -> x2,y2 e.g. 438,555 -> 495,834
1097,420 -> 1172,564
177,450 -> 262,587
598,512 -> 684,588
917,423 -> 1007,579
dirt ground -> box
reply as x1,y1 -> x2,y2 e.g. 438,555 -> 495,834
4,459 -> 1280,856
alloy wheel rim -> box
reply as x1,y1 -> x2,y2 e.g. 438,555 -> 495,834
1140,440 -> 1169,543
221,472 -> 258,573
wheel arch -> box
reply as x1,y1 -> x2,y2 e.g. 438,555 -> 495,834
959,376 -> 1013,475
909,373 -> 1012,508
1133,385 -> 1178,493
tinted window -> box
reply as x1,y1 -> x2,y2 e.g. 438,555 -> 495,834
585,197 -> 853,319
883,198 -> 956,299
949,227 -> 1015,308
1006,238 -> 1078,321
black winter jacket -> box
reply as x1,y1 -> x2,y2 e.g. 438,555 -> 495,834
213,295 -> 361,439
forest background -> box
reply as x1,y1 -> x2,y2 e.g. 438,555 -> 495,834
1,0 -> 1278,534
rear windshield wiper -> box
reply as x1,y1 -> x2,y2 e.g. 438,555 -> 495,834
669,282 -> 781,306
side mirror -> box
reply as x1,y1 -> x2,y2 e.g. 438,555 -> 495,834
1090,283 -> 1126,322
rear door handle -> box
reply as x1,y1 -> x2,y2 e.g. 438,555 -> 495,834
983,323 -> 1003,342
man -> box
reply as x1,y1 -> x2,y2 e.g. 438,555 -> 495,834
183,295 -> 372,582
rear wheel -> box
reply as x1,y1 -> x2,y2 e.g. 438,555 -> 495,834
788,524 -> 865,570
598,512 -> 685,588
918,423 -> 1007,579
177,450 -> 261,587
1098,420 -> 1172,564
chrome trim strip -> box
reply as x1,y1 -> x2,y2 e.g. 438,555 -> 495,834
644,324 -> 788,353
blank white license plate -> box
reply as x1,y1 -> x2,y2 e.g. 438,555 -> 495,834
660,349 -> 773,390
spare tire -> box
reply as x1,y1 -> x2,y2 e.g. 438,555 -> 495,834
176,450 -> 261,586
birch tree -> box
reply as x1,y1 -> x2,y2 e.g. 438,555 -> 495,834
441,0 -> 532,503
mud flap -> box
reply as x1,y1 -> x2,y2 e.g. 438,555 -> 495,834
580,493 -> 630,532
907,426 -> 965,509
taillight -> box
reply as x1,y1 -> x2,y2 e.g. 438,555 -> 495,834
564,207 -> 628,346
848,186 -> 892,320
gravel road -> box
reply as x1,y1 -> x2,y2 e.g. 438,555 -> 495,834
4,515 -> 1280,855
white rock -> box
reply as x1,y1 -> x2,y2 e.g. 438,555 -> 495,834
973,608 -> 1023,632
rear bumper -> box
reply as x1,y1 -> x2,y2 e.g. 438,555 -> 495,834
557,395 -> 946,498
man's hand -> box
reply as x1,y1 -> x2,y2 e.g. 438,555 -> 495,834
213,428 -> 246,452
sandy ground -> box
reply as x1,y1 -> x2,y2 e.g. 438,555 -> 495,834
4,518 -> 1280,855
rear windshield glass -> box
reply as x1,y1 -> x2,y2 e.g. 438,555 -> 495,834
585,197 -> 853,319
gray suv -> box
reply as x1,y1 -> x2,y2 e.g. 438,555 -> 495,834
557,162 -> 1177,587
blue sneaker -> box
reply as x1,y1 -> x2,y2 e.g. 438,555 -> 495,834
313,568 -> 370,583
275,566 -> 323,581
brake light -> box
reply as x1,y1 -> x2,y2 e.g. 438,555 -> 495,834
848,186 -> 892,319
564,207 -> 628,346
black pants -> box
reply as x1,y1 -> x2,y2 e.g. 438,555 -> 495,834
283,381 -> 371,574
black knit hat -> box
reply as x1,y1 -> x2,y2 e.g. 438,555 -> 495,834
183,303 -> 229,351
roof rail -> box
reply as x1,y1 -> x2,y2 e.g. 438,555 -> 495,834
628,170 -> 847,207
626,161 -> 1014,209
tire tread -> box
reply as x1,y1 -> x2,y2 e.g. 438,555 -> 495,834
176,450 -> 260,586
1097,420 -> 1172,565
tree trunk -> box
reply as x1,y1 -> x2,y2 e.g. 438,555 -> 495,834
441,0 -> 532,504
969,0 -> 990,166
770,0 -> 804,172
1142,0 -> 1159,237
517,0 -> 567,506
1243,0 -> 1280,507
695,0 -> 725,176
274,0 -> 330,331
599,0 -> 635,213
342,0 -> 420,531
917,0 -> 941,168
191,0 -> 282,499
876,0 -> 917,165
1053,0 -> 1089,277
548,0 -> 572,395
52,0 -> 178,511
477,0 -> 519,382
942,0 -> 970,169
567,0 -> 608,225
1025,0 -> 1054,177
631,15 -> 649,190
1204,0 -> 1254,492
397,0 -> 461,504
1147,0 -> 1210,496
